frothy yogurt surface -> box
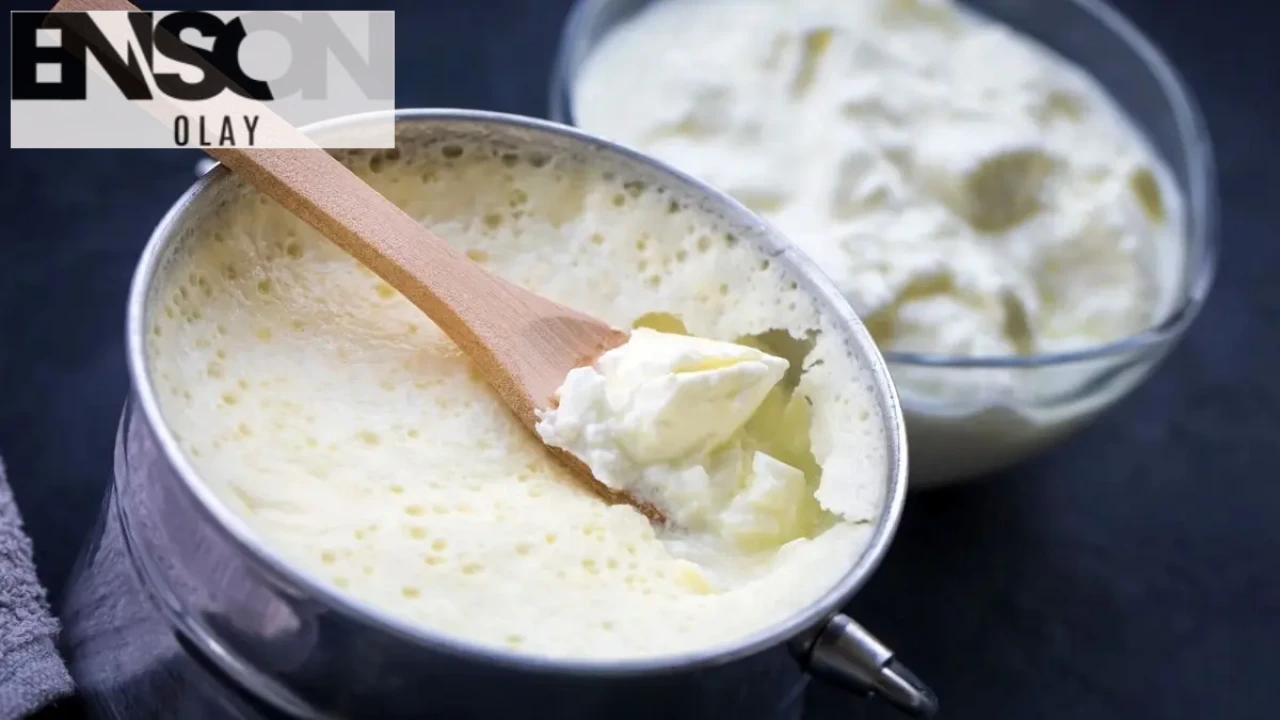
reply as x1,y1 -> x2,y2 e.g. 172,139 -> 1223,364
147,137 -> 889,659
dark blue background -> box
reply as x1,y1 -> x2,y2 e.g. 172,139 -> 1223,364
2,1 -> 1277,718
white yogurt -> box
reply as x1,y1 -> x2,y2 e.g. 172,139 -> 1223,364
537,328 -> 819,552
571,0 -> 1185,482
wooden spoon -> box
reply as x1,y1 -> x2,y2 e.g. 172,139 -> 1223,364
51,0 -> 662,523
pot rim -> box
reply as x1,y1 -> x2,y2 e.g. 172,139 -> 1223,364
125,107 -> 910,677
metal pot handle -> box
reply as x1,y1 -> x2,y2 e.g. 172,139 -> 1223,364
792,613 -> 938,717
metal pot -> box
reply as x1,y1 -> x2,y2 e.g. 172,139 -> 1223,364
61,109 -> 936,720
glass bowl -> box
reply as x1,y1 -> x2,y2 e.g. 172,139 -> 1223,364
549,0 -> 1217,487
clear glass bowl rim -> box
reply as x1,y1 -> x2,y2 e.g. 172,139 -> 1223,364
549,0 -> 1219,370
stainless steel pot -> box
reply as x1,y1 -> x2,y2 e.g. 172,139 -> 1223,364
62,109 -> 937,720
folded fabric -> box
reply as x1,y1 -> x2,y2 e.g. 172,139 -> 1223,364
0,456 -> 75,719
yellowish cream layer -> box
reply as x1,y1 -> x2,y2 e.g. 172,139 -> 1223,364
147,140 -> 887,659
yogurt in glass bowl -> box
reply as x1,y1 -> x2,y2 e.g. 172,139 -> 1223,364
550,0 -> 1218,486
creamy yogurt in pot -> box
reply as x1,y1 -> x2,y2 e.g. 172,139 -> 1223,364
147,139 -> 889,660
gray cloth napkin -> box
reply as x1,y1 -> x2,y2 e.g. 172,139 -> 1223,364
0,457 -> 75,719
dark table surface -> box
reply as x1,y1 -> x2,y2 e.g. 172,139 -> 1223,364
2,1 -> 1278,718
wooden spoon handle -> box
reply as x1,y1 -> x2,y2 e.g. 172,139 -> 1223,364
51,0 -> 513,335
207,146 -> 514,340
